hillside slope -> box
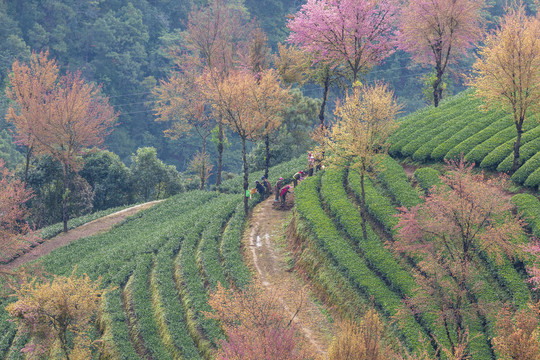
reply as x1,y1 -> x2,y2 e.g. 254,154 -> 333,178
389,90 -> 540,190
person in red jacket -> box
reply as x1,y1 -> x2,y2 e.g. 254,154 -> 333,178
280,185 -> 291,205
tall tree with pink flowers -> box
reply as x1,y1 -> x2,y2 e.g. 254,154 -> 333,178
398,0 -> 486,107
287,0 -> 399,84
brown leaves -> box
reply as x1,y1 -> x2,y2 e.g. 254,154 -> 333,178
199,68 -> 291,141
328,310 -> 396,360
493,302 -> 540,360
6,51 -> 116,173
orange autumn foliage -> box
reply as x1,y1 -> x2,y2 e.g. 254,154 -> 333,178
6,51 -> 116,232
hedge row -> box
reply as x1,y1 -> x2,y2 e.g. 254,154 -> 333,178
412,109 -> 479,161
19,191 -> 220,358
525,167 -> 540,188
400,106 -> 474,157
220,203 -> 252,289
377,156 -> 421,209
198,195 -> 239,290
292,215 -> 370,320
413,168 -> 441,193
497,137 -> 540,173
128,253 -> 174,360
154,242 -> 202,359
321,169 -> 417,297
480,124 -> 540,170
429,111 -> 500,161
390,96 -> 469,156
444,114 -> 513,161
348,171 -> 399,234
512,193 -> 540,238
295,175 -> 430,353
176,196 -> 241,349
512,152 -> 540,186
465,125 -> 519,164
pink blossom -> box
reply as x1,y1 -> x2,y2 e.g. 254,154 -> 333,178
287,0 -> 398,82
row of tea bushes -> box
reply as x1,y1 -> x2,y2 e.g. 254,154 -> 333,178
390,90 -> 540,188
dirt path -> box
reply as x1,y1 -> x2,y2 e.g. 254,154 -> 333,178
1,201 -> 162,271
243,194 -> 334,358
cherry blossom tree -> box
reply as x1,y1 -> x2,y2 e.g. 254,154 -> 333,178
395,159 -> 525,356
287,0 -> 398,83
398,0 -> 486,106
0,159 -> 40,263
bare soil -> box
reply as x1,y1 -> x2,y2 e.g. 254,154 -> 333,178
243,193 -> 334,358
1,201 -> 162,271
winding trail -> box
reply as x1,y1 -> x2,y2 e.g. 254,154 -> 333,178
243,194 -> 334,357
1,201 -> 162,271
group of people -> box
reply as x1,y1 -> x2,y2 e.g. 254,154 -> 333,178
253,176 -> 291,206
249,151 -> 323,207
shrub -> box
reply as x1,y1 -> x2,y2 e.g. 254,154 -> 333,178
445,115 -> 512,160
497,137 -> 540,173
428,111 -> 499,161
377,156 -> 421,208
465,126 -> 517,164
481,125 -> 540,169
511,152 -> 540,184
512,193 -> 540,238
413,168 -> 441,193
328,310 -> 394,360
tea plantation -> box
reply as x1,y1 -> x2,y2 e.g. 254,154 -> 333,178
0,157 -> 304,359
1,91 -> 540,359
292,154 -> 537,359
389,90 -> 540,190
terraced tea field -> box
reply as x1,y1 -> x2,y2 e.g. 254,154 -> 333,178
0,158 -> 304,359
292,155 -> 536,359
389,90 -> 540,190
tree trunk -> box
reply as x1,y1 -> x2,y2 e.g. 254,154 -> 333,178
200,139 -> 206,190
512,119 -> 524,172
24,146 -> 32,184
242,137 -> 249,215
318,72 -> 330,129
62,164 -> 69,233
216,122 -> 224,186
360,172 -> 368,242
264,134 -> 270,179
433,66 -> 444,107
